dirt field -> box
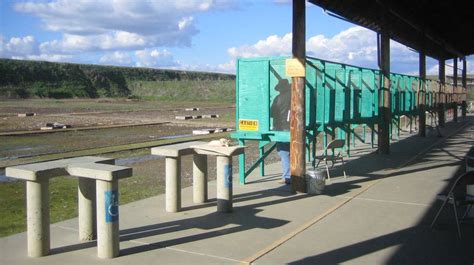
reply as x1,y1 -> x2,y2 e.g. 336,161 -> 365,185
0,99 -> 236,158
0,98 -> 284,183
0,98 -> 234,132
0,99 -> 284,237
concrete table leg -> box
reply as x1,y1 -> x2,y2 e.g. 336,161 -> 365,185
78,178 -> 96,241
193,154 -> 208,203
166,157 -> 181,212
216,156 -> 233,213
96,179 -> 119,259
26,179 -> 50,257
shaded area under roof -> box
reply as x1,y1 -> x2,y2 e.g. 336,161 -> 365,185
309,0 -> 474,60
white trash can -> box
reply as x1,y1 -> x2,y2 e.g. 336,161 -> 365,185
306,169 -> 326,195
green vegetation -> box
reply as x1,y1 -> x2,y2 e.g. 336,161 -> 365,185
129,80 -> 235,102
0,170 -> 165,237
0,59 -> 235,101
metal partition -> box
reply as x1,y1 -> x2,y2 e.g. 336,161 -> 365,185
232,56 -> 467,184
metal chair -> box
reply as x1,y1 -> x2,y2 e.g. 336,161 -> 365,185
312,139 -> 347,181
430,171 -> 474,238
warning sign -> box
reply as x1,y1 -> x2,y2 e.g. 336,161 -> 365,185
239,119 -> 259,131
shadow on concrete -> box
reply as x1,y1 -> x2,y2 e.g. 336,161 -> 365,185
288,120 -> 474,265
52,119 -> 474,261
313,120 -> 473,197
51,186 -> 302,256
119,186 -> 309,256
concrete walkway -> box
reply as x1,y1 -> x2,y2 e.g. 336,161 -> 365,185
1,117 -> 474,264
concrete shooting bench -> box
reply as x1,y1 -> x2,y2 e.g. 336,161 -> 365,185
191,144 -> 245,213
5,156 -> 133,259
151,141 -> 245,213
151,141 -> 208,212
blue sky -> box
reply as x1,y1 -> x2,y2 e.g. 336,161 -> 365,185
1,0 -> 472,76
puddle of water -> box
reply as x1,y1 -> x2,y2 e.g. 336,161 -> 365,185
0,156 -> 18,161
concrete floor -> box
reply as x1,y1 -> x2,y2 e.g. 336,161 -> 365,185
1,117 -> 474,265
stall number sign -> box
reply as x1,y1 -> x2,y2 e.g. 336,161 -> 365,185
239,119 -> 259,131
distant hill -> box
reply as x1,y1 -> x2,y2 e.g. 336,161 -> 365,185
0,59 -> 235,101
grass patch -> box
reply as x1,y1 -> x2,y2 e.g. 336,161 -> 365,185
129,80 -> 235,103
0,133 -> 228,237
0,172 -> 165,237
0,176 -> 79,237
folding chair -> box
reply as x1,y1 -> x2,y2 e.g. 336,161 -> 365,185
430,171 -> 474,238
312,139 -> 347,181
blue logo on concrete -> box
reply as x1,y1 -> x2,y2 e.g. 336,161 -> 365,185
105,190 -> 119,223
224,165 -> 232,188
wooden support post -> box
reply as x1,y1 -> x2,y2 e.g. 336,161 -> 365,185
462,57 -> 467,117
290,0 -> 306,193
377,16 -> 391,154
438,59 -> 445,127
453,58 -> 458,122
418,50 -> 426,137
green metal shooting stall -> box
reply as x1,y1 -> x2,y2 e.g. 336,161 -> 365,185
232,0 -> 473,190
231,56 -> 466,184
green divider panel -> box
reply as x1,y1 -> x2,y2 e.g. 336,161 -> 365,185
236,59 -> 270,134
232,55 -> 466,183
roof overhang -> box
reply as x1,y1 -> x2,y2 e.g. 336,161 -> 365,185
309,0 -> 474,60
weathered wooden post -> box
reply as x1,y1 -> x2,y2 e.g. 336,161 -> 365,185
462,57 -> 467,117
418,47 -> 426,137
453,58 -> 458,122
378,9 -> 391,154
438,59 -> 446,127
290,0 -> 306,192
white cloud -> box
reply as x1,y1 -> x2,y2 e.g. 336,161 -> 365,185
0,35 -> 4,54
14,0 -> 236,54
40,31 -> 148,54
2,35 -> 39,56
224,26 -> 424,74
99,51 -> 132,65
228,33 -> 292,58
0,35 -> 72,63
135,49 -> 178,68
13,54 -> 72,62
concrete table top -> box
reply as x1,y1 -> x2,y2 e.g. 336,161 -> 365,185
5,156 -> 114,181
67,163 -> 133,181
151,141 -> 207,157
191,144 -> 245,157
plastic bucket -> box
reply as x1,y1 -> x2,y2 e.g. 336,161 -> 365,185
306,169 -> 326,195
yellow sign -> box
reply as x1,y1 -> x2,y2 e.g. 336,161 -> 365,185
239,119 -> 259,131
285,58 -> 305,77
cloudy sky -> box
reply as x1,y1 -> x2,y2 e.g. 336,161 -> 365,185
1,0 -> 472,76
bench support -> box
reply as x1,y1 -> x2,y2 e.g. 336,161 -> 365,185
217,156 -> 233,213
27,179 -> 50,257
78,178 -> 96,241
96,179 -> 120,259
193,154 -> 208,203
166,157 -> 181,213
